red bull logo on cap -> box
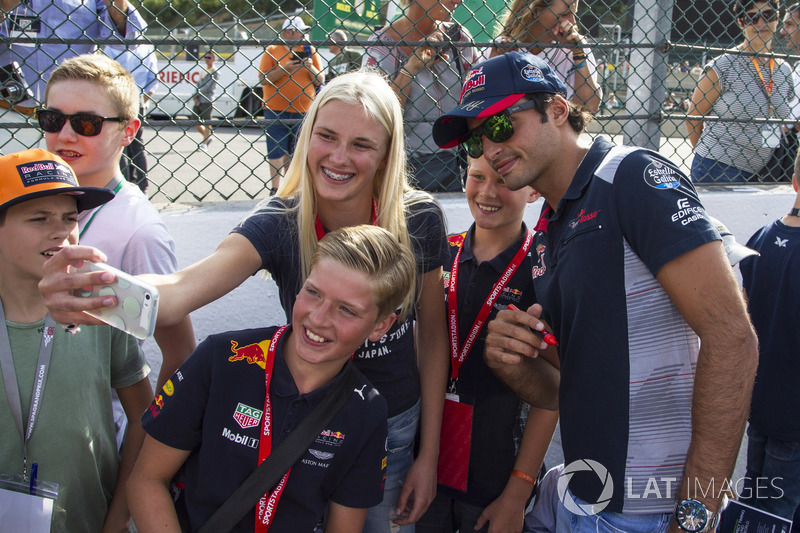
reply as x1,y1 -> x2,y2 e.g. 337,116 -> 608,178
228,339 -> 272,369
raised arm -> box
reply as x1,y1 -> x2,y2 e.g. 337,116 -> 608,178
656,240 -> 758,532
484,304 -> 560,411
40,233 -> 262,329
686,67 -> 721,148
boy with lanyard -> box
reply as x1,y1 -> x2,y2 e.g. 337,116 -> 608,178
128,225 -> 416,533
417,155 -> 559,532
0,149 -> 152,532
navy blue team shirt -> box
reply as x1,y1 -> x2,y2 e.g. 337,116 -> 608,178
442,224 -> 537,507
534,137 -> 719,513
141,326 -> 388,532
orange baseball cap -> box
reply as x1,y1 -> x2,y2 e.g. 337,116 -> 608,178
0,149 -> 114,212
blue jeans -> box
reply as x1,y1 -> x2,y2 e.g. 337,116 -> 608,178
363,400 -> 420,533
555,490 -> 670,533
263,108 -> 302,159
739,424 -> 800,521
691,155 -> 754,184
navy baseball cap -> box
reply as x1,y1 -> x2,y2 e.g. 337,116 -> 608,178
433,51 -> 568,149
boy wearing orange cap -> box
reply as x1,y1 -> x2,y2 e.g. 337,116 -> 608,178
0,149 -> 152,532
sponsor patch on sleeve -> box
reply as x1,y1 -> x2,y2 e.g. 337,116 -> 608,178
643,160 -> 681,189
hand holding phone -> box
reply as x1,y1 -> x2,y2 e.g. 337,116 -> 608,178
72,261 -> 159,340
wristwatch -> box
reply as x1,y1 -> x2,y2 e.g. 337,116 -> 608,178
675,499 -> 720,532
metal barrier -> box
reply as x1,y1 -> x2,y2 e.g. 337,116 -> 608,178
1,0 -> 797,201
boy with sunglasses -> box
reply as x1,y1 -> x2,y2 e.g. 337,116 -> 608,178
0,149 -> 152,532
433,51 -> 758,533
39,54 -> 195,418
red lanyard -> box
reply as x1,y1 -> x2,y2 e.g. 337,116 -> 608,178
752,57 -> 775,115
256,325 -> 290,532
314,199 -> 378,241
447,229 -> 533,380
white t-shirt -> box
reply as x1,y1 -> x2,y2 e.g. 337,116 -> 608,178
78,177 -> 177,276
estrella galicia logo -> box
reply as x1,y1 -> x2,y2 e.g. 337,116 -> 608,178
557,459 -> 614,516
521,64 -> 544,82
643,160 -> 681,190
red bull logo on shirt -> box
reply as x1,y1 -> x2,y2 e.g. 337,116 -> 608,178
316,429 -> 346,447
228,339 -> 272,369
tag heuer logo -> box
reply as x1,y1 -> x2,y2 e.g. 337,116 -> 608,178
233,403 -> 263,429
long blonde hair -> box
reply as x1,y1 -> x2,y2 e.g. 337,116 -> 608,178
273,70 -> 427,317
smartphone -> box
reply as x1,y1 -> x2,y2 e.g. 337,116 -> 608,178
293,50 -> 309,61
72,261 -> 159,340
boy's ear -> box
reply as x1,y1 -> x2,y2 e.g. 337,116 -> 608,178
121,118 -> 141,147
793,173 -> 798,192
367,313 -> 397,342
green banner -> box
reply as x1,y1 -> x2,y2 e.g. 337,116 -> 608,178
312,0 -> 383,41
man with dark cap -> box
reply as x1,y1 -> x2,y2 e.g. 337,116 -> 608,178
432,51 -> 758,533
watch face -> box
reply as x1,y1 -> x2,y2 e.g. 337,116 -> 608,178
676,500 -> 709,532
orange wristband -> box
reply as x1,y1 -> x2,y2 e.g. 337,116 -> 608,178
511,469 -> 536,485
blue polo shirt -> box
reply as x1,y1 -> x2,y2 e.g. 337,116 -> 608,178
441,224 -> 537,507
142,326 -> 388,532
534,137 -> 719,513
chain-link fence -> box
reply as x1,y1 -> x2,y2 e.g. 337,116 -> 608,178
1,0 -> 797,201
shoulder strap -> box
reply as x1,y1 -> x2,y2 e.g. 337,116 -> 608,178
197,364 -> 361,533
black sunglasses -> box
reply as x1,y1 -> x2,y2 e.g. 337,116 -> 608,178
461,100 -> 539,158
36,109 -> 125,137
740,9 -> 777,25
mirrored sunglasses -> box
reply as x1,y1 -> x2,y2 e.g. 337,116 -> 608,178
460,100 -> 538,158
36,109 -> 125,137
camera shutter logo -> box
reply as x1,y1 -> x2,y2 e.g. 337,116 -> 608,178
557,459 -> 614,516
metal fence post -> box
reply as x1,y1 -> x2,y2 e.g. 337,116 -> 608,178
622,0 -> 675,150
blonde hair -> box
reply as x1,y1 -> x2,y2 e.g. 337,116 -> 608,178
45,53 -> 138,121
274,70 -> 426,317
313,225 -> 415,319
498,0 -> 552,42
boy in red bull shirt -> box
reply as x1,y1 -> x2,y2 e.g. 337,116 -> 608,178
128,225 -> 416,533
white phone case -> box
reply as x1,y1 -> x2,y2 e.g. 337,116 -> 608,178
73,261 -> 159,340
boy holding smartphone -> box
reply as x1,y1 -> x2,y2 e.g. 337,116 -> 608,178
128,225 -> 415,532
39,53 -> 196,391
0,149 -> 152,532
